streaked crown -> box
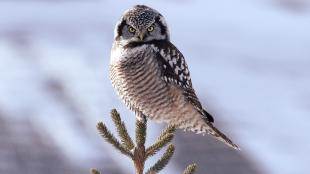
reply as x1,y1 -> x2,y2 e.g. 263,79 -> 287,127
114,5 -> 170,43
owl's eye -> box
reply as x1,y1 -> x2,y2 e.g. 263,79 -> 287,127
147,25 -> 154,32
128,26 -> 136,33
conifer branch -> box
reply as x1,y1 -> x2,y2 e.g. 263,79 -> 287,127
97,122 -> 133,158
92,109 -> 197,174
111,109 -> 134,150
145,144 -> 175,174
90,168 -> 100,174
157,124 -> 177,141
133,118 -> 147,174
146,133 -> 174,158
145,124 -> 176,158
135,119 -> 147,147
182,164 -> 197,174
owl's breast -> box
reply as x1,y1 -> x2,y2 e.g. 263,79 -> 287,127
110,44 -> 176,119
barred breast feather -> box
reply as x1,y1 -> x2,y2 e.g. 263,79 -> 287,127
110,40 -> 239,150
110,43 -> 172,121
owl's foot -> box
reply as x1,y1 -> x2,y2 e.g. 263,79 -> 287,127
136,112 -> 147,123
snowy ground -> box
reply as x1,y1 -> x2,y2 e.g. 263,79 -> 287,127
0,0 -> 310,174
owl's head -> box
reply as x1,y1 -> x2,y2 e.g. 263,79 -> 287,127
114,5 -> 170,44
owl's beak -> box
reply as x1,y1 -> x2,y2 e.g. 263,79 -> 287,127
139,33 -> 145,41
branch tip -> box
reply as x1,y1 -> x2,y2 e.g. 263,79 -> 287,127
90,168 -> 100,174
182,163 -> 197,174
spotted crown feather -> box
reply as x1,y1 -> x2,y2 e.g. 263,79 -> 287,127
123,5 -> 160,30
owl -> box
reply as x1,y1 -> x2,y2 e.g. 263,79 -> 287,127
110,5 -> 239,150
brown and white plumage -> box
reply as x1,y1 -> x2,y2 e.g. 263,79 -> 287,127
110,5 -> 239,150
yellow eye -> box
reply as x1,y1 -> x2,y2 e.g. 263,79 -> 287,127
147,25 -> 154,32
128,26 -> 136,33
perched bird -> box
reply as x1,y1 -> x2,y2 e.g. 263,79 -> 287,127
110,5 -> 239,150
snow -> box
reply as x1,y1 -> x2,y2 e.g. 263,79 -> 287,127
0,0 -> 310,174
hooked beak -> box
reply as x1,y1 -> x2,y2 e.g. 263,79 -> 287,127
139,33 -> 145,41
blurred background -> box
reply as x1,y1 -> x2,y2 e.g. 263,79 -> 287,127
1,0 -> 310,174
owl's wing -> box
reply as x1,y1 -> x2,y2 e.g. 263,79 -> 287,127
152,41 -> 214,122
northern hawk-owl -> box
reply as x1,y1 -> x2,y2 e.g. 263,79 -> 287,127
110,5 -> 239,150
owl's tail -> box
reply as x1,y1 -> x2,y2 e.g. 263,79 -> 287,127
204,122 -> 240,150
179,118 -> 240,150
170,108 -> 240,149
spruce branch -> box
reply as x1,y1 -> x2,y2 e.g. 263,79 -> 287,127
90,168 -> 100,174
157,124 -> 177,140
92,109 -> 197,174
145,124 -> 176,158
146,133 -> 174,158
111,109 -> 134,150
146,144 -> 175,174
133,118 -> 147,174
182,164 -> 197,174
97,122 -> 133,158
135,119 -> 147,147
